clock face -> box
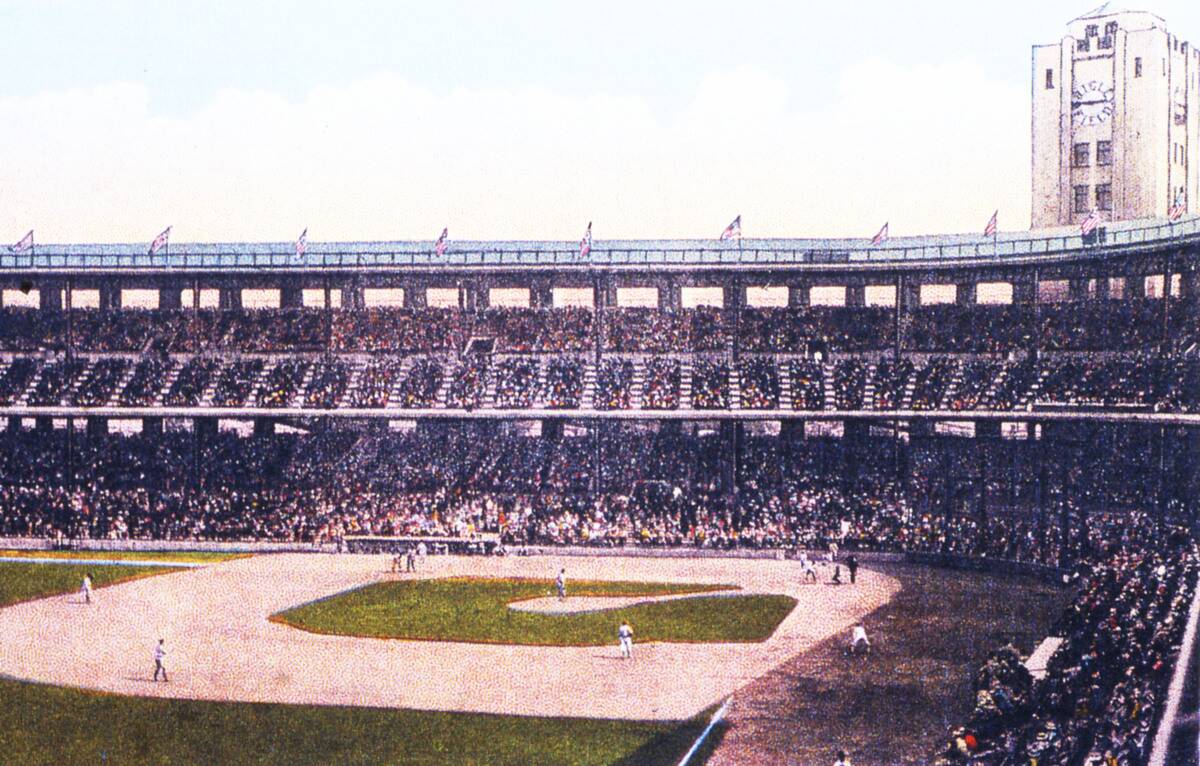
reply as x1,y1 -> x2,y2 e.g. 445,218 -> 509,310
1072,80 -> 1114,127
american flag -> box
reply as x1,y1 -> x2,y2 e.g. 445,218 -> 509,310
579,221 -> 592,259
871,222 -> 889,245
9,230 -> 33,253
1168,191 -> 1186,222
983,210 -> 998,237
148,226 -> 171,256
1080,209 -> 1102,235
296,228 -> 308,257
435,227 -> 448,257
720,215 -> 742,241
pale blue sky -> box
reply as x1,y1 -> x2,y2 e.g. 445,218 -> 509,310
0,1 -> 1197,242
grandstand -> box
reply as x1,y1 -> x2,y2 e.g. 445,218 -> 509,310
0,215 -> 1198,765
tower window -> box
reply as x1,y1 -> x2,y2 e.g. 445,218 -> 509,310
1046,69 -> 1055,89
1074,185 -> 1090,213
1135,57 -> 1142,77
1086,24 -> 1098,37
1073,143 -> 1091,167
1096,184 -> 1113,212
1097,141 -> 1112,165
1105,21 -> 1118,35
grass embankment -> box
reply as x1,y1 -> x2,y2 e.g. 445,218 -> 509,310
0,561 -> 186,607
0,675 -> 712,766
275,577 -> 797,645
0,549 -> 248,564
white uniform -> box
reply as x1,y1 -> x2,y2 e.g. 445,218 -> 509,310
153,642 -> 168,682
618,623 -> 634,658
80,575 -> 92,603
803,560 -> 818,582
851,625 -> 870,652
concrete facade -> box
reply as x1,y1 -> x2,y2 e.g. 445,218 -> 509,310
1033,7 -> 1199,228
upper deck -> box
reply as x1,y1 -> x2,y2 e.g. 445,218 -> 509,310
4,215 -> 1198,275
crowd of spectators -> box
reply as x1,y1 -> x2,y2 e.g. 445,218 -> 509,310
257,360 -> 309,408
594,360 -> 633,410
0,297 -> 1193,357
211,360 -> 265,407
911,357 -> 955,410
871,359 -> 913,409
544,358 -> 584,408
2,352 -> 1199,413
908,305 -> 1030,353
788,360 -> 825,410
26,359 -> 86,406
492,358 -> 539,408
0,425 -> 1189,559
642,359 -> 681,409
739,308 -> 893,353
445,357 -> 489,409
604,308 -> 728,353
72,358 -> 130,407
391,359 -> 441,409
120,357 -> 171,407
351,358 -> 402,408
304,361 -> 350,409
332,308 -> 463,353
691,360 -> 730,409
739,358 -> 779,409
164,358 -> 219,407
933,515 -> 1196,766
833,359 -> 868,410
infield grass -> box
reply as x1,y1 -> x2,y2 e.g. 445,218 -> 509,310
0,675 -> 713,766
274,576 -> 798,645
0,561 -> 185,607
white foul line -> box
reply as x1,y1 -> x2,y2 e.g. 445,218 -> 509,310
678,696 -> 731,766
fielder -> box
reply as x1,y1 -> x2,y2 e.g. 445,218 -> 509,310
80,573 -> 93,604
849,624 -> 870,656
801,556 -> 819,584
556,568 -> 567,600
153,638 -> 169,682
618,621 -> 634,659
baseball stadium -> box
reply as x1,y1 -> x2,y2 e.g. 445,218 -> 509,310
2,4 -> 1200,766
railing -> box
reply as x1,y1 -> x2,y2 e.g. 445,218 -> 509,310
1,216 -> 1197,271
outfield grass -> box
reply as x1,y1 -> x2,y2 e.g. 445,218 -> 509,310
274,577 -> 797,645
0,549 -> 248,564
0,676 -> 712,766
0,561 -> 185,607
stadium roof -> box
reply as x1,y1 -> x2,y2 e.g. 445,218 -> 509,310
1,215 -> 1196,272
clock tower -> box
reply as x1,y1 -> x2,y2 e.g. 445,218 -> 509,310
1031,5 -> 1198,229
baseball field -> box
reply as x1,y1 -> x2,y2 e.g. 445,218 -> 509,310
0,550 -> 1069,765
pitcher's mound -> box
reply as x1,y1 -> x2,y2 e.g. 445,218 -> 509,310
509,590 -> 738,615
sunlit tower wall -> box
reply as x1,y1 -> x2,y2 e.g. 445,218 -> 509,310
1032,6 -> 1199,228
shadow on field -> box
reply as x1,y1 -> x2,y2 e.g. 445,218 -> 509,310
612,716 -> 711,766
703,563 -> 1072,766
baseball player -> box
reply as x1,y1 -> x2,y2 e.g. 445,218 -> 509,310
850,624 -> 870,656
80,573 -> 93,604
153,638 -> 169,682
618,621 -> 634,659
556,568 -> 567,600
801,556 -> 819,584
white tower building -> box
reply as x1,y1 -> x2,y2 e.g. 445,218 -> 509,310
1031,5 -> 1198,228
